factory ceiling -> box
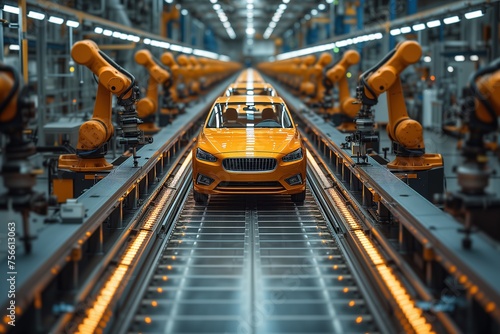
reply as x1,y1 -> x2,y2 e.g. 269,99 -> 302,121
177,0 -> 324,41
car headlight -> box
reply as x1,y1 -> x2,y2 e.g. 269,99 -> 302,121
196,148 -> 217,162
282,148 -> 303,162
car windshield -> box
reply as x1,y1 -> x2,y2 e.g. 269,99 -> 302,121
206,102 -> 294,129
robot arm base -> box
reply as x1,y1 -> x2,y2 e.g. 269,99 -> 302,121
387,153 -> 443,171
58,154 -> 113,172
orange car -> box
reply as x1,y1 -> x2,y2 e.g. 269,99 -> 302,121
223,82 -> 276,97
192,95 -> 306,203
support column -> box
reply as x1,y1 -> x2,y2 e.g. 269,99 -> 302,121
389,0 -> 396,50
18,0 -> 28,83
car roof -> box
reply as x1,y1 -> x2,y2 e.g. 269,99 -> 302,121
226,83 -> 274,89
214,95 -> 285,104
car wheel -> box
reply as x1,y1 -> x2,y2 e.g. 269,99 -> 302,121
291,190 -> 306,204
193,189 -> 208,204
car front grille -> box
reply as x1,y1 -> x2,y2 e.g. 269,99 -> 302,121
222,158 -> 277,172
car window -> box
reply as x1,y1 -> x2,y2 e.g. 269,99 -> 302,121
206,102 -> 293,129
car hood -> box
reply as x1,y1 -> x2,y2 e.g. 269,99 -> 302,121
200,128 -> 300,155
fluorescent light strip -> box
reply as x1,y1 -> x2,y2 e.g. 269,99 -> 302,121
193,49 -> 218,59
48,16 -> 64,25
169,44 -> 183,52
465,10 -> 483,19
28,11 -> 45,20
66,20 -> 79,28
400,26 -> 411,33
412,23 -> 425,31
3,5 -> 19,14
443,15 -> 460,24
390,28 -> 401,36
9,44 -> 20,51
426,20 -> 441,28
94,27 -> 103,34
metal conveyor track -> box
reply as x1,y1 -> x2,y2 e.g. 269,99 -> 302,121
123,190 -> 380,333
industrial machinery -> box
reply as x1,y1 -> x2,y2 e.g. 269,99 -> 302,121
298,55 -> 316,96
324,50 -> 361,132
303,52 -> 333,107
0,63 -> 48,253
56,40 -> 152,202
189,56 -> 202,96
160,52 -> 184,126
134,49 -> 171,134
442,57 -> 500,248
349,40 -> 443,200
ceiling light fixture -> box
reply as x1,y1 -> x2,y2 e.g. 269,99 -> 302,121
426,19 -> 441,28
318,4 -> 326,10
412,23 -> 425,31
27,11 -> 45,20
400,26 -> 411,33
2,5 -> 19,14
443,15 -> 460,24
390,28 -> 401,35
48,16 -> 64,25
464,9 -> 483,19
66,20 -> 80,28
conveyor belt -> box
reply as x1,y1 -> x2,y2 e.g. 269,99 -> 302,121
123,190 -> 380,333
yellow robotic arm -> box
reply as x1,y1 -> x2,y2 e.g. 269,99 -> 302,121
307,52 -> 333,106
325,50 -> 361,131
0,66 -> 19,125
59,40 -> 141,171
73,40 -> 134,153
159,52 -> 184,124
135,49 -> 171,134
358,40 -> 442,169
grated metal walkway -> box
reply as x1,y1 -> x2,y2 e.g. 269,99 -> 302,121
127,190 -> 379,333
